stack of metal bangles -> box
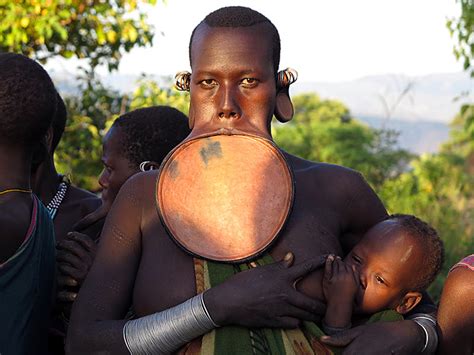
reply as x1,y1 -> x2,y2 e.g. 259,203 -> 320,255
123,293 -> 219,354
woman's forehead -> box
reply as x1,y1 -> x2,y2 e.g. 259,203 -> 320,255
190,24 -> 274,72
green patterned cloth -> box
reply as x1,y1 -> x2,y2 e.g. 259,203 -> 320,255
180,255 -> 402,355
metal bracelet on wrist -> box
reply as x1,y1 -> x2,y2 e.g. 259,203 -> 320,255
408,313 -> 438,354
321,318 -> 352,336
123,293 -> 219,354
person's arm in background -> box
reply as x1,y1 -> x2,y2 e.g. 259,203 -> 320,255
437,261 -> 474,355
66,175 -> 143,354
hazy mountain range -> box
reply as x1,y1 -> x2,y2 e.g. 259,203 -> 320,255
51,70 -> 473,154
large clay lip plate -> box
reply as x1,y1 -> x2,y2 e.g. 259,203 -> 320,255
156,134 -> 294,263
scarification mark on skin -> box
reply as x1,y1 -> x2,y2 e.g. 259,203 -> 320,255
124,188 -> 140,208
400,244 -> 413,263
104,279 -> 121,294
168,160 -> 179,179
111,225 -> 135,248
199,139 -> 222,166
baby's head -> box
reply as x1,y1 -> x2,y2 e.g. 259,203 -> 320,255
344,214 -> 444,315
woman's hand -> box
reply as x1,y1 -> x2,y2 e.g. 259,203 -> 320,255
204,252 -> 327,328
56,231 -> 97,302
320,319 -> 424,354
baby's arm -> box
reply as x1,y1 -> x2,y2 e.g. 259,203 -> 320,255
322,256 -> 359,334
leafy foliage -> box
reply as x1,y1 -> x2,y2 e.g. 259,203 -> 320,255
130,75 -> 189,113
447,0 -> 474,76
55,72 -> 125,190
274,93 -> 474,301
0,0 -> 157,71
273,93 -> 412,189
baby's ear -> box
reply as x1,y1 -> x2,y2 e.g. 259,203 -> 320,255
395,291 -> 422,314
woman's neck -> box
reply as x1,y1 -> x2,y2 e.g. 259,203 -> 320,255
0,144 -> 31,190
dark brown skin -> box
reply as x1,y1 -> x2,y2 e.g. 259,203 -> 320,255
0,143 -> 34,263
437,264 -> 474,355
32,127 -> 101,304
67,23 -> 425,354
32,130 -> 100,355
31,127 -> 101,244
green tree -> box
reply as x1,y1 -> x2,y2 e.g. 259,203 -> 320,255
0,0 -> 158,71
380,105 -> 474,300
447,0 -> 474,76
443,104 -> 474,163
55,71 -> 126,190
130,75 -> 189,114
273,93 -> 411,189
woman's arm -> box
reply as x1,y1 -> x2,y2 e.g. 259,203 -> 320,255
66,175 -> 144,354
437,266 -> 474,355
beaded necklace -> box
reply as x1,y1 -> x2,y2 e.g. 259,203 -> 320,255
46,178 -> 69,220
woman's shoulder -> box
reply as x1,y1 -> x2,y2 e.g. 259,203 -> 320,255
449,254 -> 474,273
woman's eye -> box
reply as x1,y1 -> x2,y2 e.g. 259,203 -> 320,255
199,79 -> 217,88
241,77 -> 259,87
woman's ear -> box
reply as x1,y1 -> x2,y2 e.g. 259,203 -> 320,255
274,68 -> 298,123
274,88 -> 294,123
395,291 -> 422,314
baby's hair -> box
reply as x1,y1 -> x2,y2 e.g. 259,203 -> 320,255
388,214 -> 444,291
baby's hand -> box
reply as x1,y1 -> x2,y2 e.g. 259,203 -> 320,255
322,255 -> 359,330
322,255 -> 359,305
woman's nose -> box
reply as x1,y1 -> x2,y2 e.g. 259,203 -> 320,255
218,86 -> 241,120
